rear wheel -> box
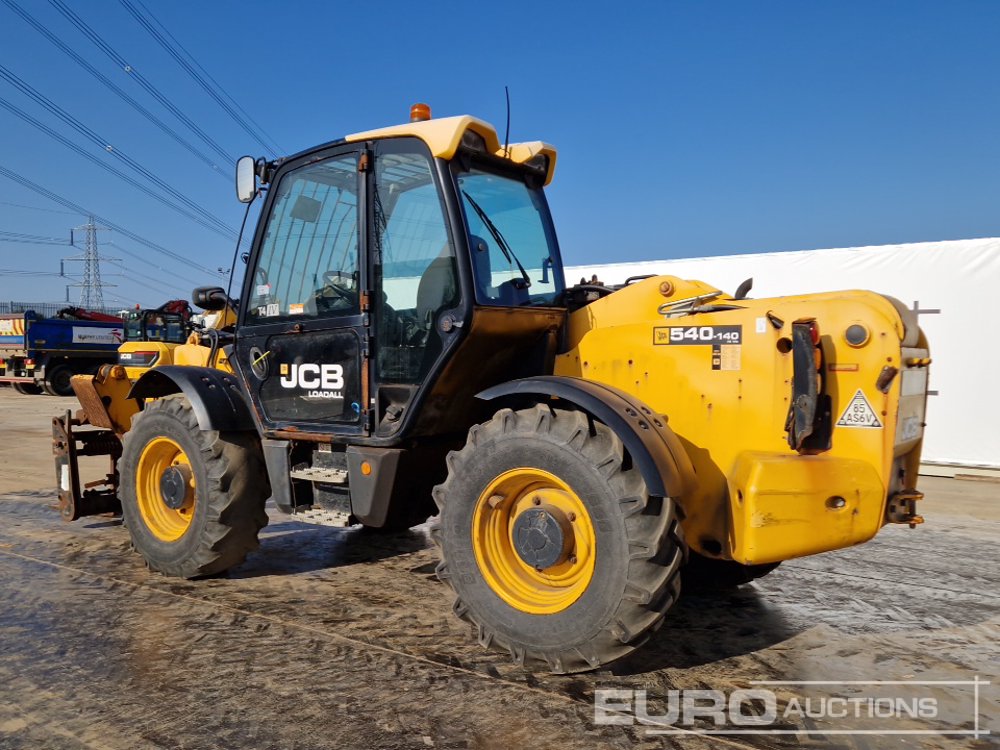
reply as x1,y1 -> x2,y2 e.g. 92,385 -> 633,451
119,394 -> 269,578
42,364 -> 74,397
12,382 -> 42,395
431,404 -> 684,673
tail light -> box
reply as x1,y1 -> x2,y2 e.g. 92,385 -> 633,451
806,320 -> 820,345
785,319 -> 832,454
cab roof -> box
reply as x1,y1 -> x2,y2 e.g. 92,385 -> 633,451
345,115 -> 557,185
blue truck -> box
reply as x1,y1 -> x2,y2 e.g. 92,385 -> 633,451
0,308 -> 124,396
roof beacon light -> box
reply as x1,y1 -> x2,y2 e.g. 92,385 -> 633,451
410,103 -> 431,122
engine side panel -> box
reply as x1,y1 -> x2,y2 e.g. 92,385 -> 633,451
555,276 -> 928,564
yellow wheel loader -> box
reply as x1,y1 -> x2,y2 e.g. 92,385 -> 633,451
53,104 -> 929,673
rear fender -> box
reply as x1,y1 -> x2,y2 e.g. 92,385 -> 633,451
128,365 -> 256,432
477,376 -> 696,500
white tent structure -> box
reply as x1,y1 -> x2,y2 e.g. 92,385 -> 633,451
566,237 -> 1000,475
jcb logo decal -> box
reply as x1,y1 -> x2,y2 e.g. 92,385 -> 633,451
279,363 -> 344,390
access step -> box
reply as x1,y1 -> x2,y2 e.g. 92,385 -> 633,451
289,507 -> 353,527
288,466 -> 348,484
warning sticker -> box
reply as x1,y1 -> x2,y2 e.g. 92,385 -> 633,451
837,389 -> 882,428
711,344 -> 741,371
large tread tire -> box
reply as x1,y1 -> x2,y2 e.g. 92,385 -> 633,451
430,404 -> 685,673
119,394 -> 269,578
683,551 -> 780,591
12,382 -> 43,395
42,364 -> 74,397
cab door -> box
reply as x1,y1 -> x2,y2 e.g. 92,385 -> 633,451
234,145 -> 370,437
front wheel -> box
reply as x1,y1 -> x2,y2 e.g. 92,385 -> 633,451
431,405 -> 685,673
119,394 -> 269,578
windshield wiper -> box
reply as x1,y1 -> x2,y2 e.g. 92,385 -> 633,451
461,190 -> 531,289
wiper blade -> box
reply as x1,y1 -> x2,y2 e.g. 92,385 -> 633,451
461,190 -> 531,289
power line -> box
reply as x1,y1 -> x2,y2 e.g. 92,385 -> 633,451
46,0 -> 236,164
119,0 -> 282,155
132,0 -> 283,154
110,267 -> 185,299
0,240 -> 67,247
0,0 -> 227,180
104,252 -> 190,297
0,94 -> 239,240
0,230 -> 68,245
0,64 -> 238,240
104,242 -> 205,289
0,164 -> 221,280
0,199 -> 81,216
0,268 -> 67,276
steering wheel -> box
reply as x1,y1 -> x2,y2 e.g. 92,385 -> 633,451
322,271 -> 357,298
316,270 -> 358,310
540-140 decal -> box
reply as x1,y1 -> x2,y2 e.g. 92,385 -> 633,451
654,325 -> 742,345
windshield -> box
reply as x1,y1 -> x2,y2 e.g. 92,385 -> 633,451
456,168 -> 563,306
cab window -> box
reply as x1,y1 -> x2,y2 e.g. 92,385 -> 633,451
457,168 -> 563,307
373,146 -> 457,383
247,153 -> 359,323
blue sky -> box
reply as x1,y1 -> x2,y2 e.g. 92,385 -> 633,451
1,0 -> 998,307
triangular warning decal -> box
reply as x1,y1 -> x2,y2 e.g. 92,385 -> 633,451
837,389 -> 882,428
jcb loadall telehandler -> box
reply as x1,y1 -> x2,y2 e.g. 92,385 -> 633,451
54,104 -> 930,673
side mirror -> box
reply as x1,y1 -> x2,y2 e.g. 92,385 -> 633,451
236,155 -> 257,203
192,286 -> 229,311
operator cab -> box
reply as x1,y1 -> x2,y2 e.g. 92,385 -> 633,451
233,106 -> 567,444
124,308 -> 188,344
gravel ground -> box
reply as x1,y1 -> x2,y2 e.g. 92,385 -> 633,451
0,387 -> 996,750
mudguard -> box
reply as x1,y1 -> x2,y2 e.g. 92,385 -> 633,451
477,376 -> 696,500
128,366 -> 257,432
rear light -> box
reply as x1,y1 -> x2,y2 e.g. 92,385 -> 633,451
807,320 -> 821,346
24,358 -> 33,366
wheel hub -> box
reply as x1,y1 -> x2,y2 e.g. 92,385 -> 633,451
472,467 -> 596,615
159,464 -> 193,510
512,505 -> 572,569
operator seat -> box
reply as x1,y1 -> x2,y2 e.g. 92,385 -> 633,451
414,244 -> 460,376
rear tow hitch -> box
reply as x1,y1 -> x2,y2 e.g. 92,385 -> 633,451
886,489 -> 924,529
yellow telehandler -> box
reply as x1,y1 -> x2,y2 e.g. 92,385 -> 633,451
53,104 -> 929,672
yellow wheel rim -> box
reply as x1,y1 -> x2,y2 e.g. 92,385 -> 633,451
135,436 -> 196,542
472,468 -> 596,615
